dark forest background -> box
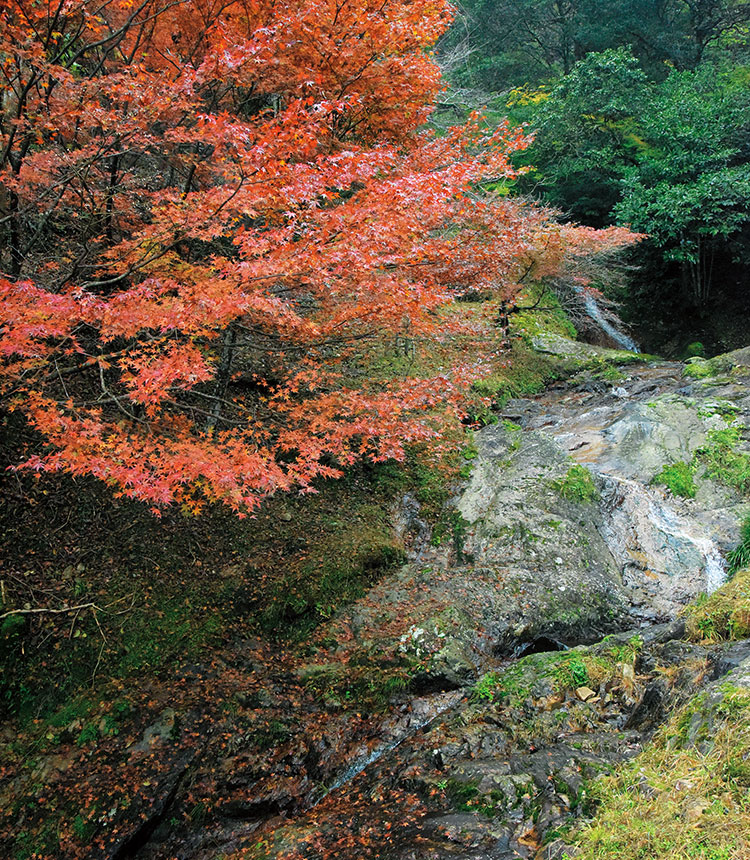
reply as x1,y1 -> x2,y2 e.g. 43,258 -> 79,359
438,0 -> 750,355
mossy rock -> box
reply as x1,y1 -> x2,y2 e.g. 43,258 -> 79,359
471,639 -> 641,710
683,357 -> 714,379
684,345 -> 750,381
685,567 -> 750,642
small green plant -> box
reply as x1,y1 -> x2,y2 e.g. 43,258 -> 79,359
652,461 -> 696,498
458,437 -> 479,478
556,655 -> 589,688
0,614 -> 27,641
445,778 -> 480,810
13,823 -> 59,860
76,723 -> 99,747
471,671 -> 502,702
462,438 -> 479,459
727,515 -> 750,576
600,635 -> 643,665
72,813 -> 97,843
251,720 -> 292,751
442,778 -> 499,817
430,511 -> 470,560
697,400 -> 739,422
599,365 -> 625,382
551,465 -> 599,503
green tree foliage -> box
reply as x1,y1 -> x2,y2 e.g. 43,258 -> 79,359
444,0 -> 583,89
580,0 -> 750,72
615,67 -> 750,302
440,2 -> 750,350
443,0 -> 750,90
522,48 -> 649,225
520,50 -> 750,302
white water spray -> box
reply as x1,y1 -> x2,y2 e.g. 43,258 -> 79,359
574,287 -> 640,353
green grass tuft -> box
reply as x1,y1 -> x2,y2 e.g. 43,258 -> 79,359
685,567 -> 750,642
727,516 -> 750,576
695,427 -> 750,494
567,678 -> 750,860
652,461 -> 697,499
551,465 -> 599,504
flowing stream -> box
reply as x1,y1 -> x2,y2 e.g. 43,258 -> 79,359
312,689 -> 463,799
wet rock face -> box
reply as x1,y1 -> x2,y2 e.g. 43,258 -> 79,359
439,350 -> 749,654
457,423 -> 629,647
501,348 -> 750,623
329,343 -> 750,692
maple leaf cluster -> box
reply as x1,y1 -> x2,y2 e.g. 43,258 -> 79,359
0,0 -> 639,512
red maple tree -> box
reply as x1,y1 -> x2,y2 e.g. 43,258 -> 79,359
0,0 -> 638,512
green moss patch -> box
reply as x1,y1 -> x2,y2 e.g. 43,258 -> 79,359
512,286 -> 579,341
683,358 -> 715,379
255,502 -> 405,639
472,339 -> 561,406
652,424 -> 750,501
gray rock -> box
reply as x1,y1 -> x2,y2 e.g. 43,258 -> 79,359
127,708 -> 177,755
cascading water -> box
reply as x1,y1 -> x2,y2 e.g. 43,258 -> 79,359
705,545 -> 729,594
645,491 -> 728,594
574,285 -> 640,352
599,474 -> 728,609
312,690 -> 463,800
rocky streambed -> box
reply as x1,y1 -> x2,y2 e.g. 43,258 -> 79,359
14,339 -> 750,860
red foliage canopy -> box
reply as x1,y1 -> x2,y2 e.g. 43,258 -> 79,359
0,0 -> 638,512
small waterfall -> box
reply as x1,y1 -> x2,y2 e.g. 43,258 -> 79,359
574,287 -> 640,353
651,501 -> 727,594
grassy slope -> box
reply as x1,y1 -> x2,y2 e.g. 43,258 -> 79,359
566,570 -> 750,860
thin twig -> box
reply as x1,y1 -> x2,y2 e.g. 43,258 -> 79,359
0,601 -> 102,619
90,607 -> 108,684
0,592 -> 135,620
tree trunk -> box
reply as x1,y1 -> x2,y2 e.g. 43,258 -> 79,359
8,187 -> 22,276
